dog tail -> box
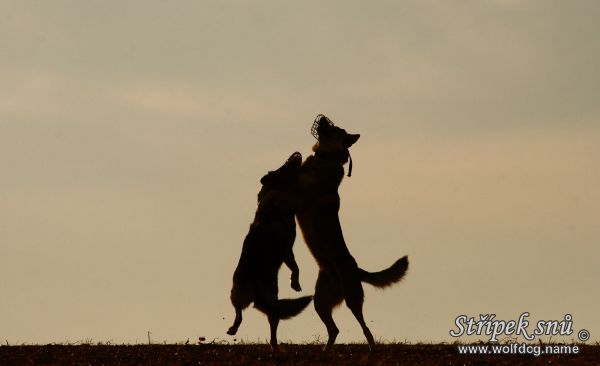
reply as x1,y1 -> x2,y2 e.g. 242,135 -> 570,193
254,296 -> 313,320
276,296 -> 313,320
359,256 -> 409,288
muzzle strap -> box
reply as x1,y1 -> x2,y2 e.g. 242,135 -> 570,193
347,153 -> 353,177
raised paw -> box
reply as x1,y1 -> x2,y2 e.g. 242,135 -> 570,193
290,279 -> 302,292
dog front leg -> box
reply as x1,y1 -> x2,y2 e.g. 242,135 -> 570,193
283,252 -> 301,292
227,306 -> 243,335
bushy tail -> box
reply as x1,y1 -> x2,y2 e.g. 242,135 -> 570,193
255,296 -> 313,320
276,296 -> 313,319
359,256 -> 409,288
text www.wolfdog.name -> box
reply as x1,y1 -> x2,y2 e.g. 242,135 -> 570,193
457,343 -> 580,357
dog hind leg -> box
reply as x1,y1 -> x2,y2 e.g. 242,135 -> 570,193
268,315 -> 280,351
314,270 -> 342,352
344,280 -> 376,351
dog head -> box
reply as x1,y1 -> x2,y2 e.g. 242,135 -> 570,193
259,152 -> 302,187
311,114 -> 360,176
257,152 -> 302,204
311,114 -> 360,151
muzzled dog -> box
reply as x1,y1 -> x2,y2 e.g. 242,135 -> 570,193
296,114 -> 409,351
227,152 -> 312,350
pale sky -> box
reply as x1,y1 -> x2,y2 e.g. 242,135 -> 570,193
1,1 -> 599,344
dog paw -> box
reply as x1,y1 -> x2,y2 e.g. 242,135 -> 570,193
291,280 -> 302,292
226,327 -> 238,336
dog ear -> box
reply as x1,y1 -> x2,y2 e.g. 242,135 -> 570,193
344,133 -> 360,148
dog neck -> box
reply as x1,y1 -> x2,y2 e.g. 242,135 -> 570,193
314,150 -> 353,177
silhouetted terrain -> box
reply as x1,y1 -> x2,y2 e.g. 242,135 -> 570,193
1,343 -> 599,365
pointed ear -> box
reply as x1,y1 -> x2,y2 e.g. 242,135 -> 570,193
344,133 -> 360,147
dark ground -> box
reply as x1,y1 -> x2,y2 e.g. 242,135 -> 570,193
1,343 -> 599,366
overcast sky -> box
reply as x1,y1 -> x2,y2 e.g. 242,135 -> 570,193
1,1 -> 599,344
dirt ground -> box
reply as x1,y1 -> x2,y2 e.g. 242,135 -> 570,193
1,343 -> 599,365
